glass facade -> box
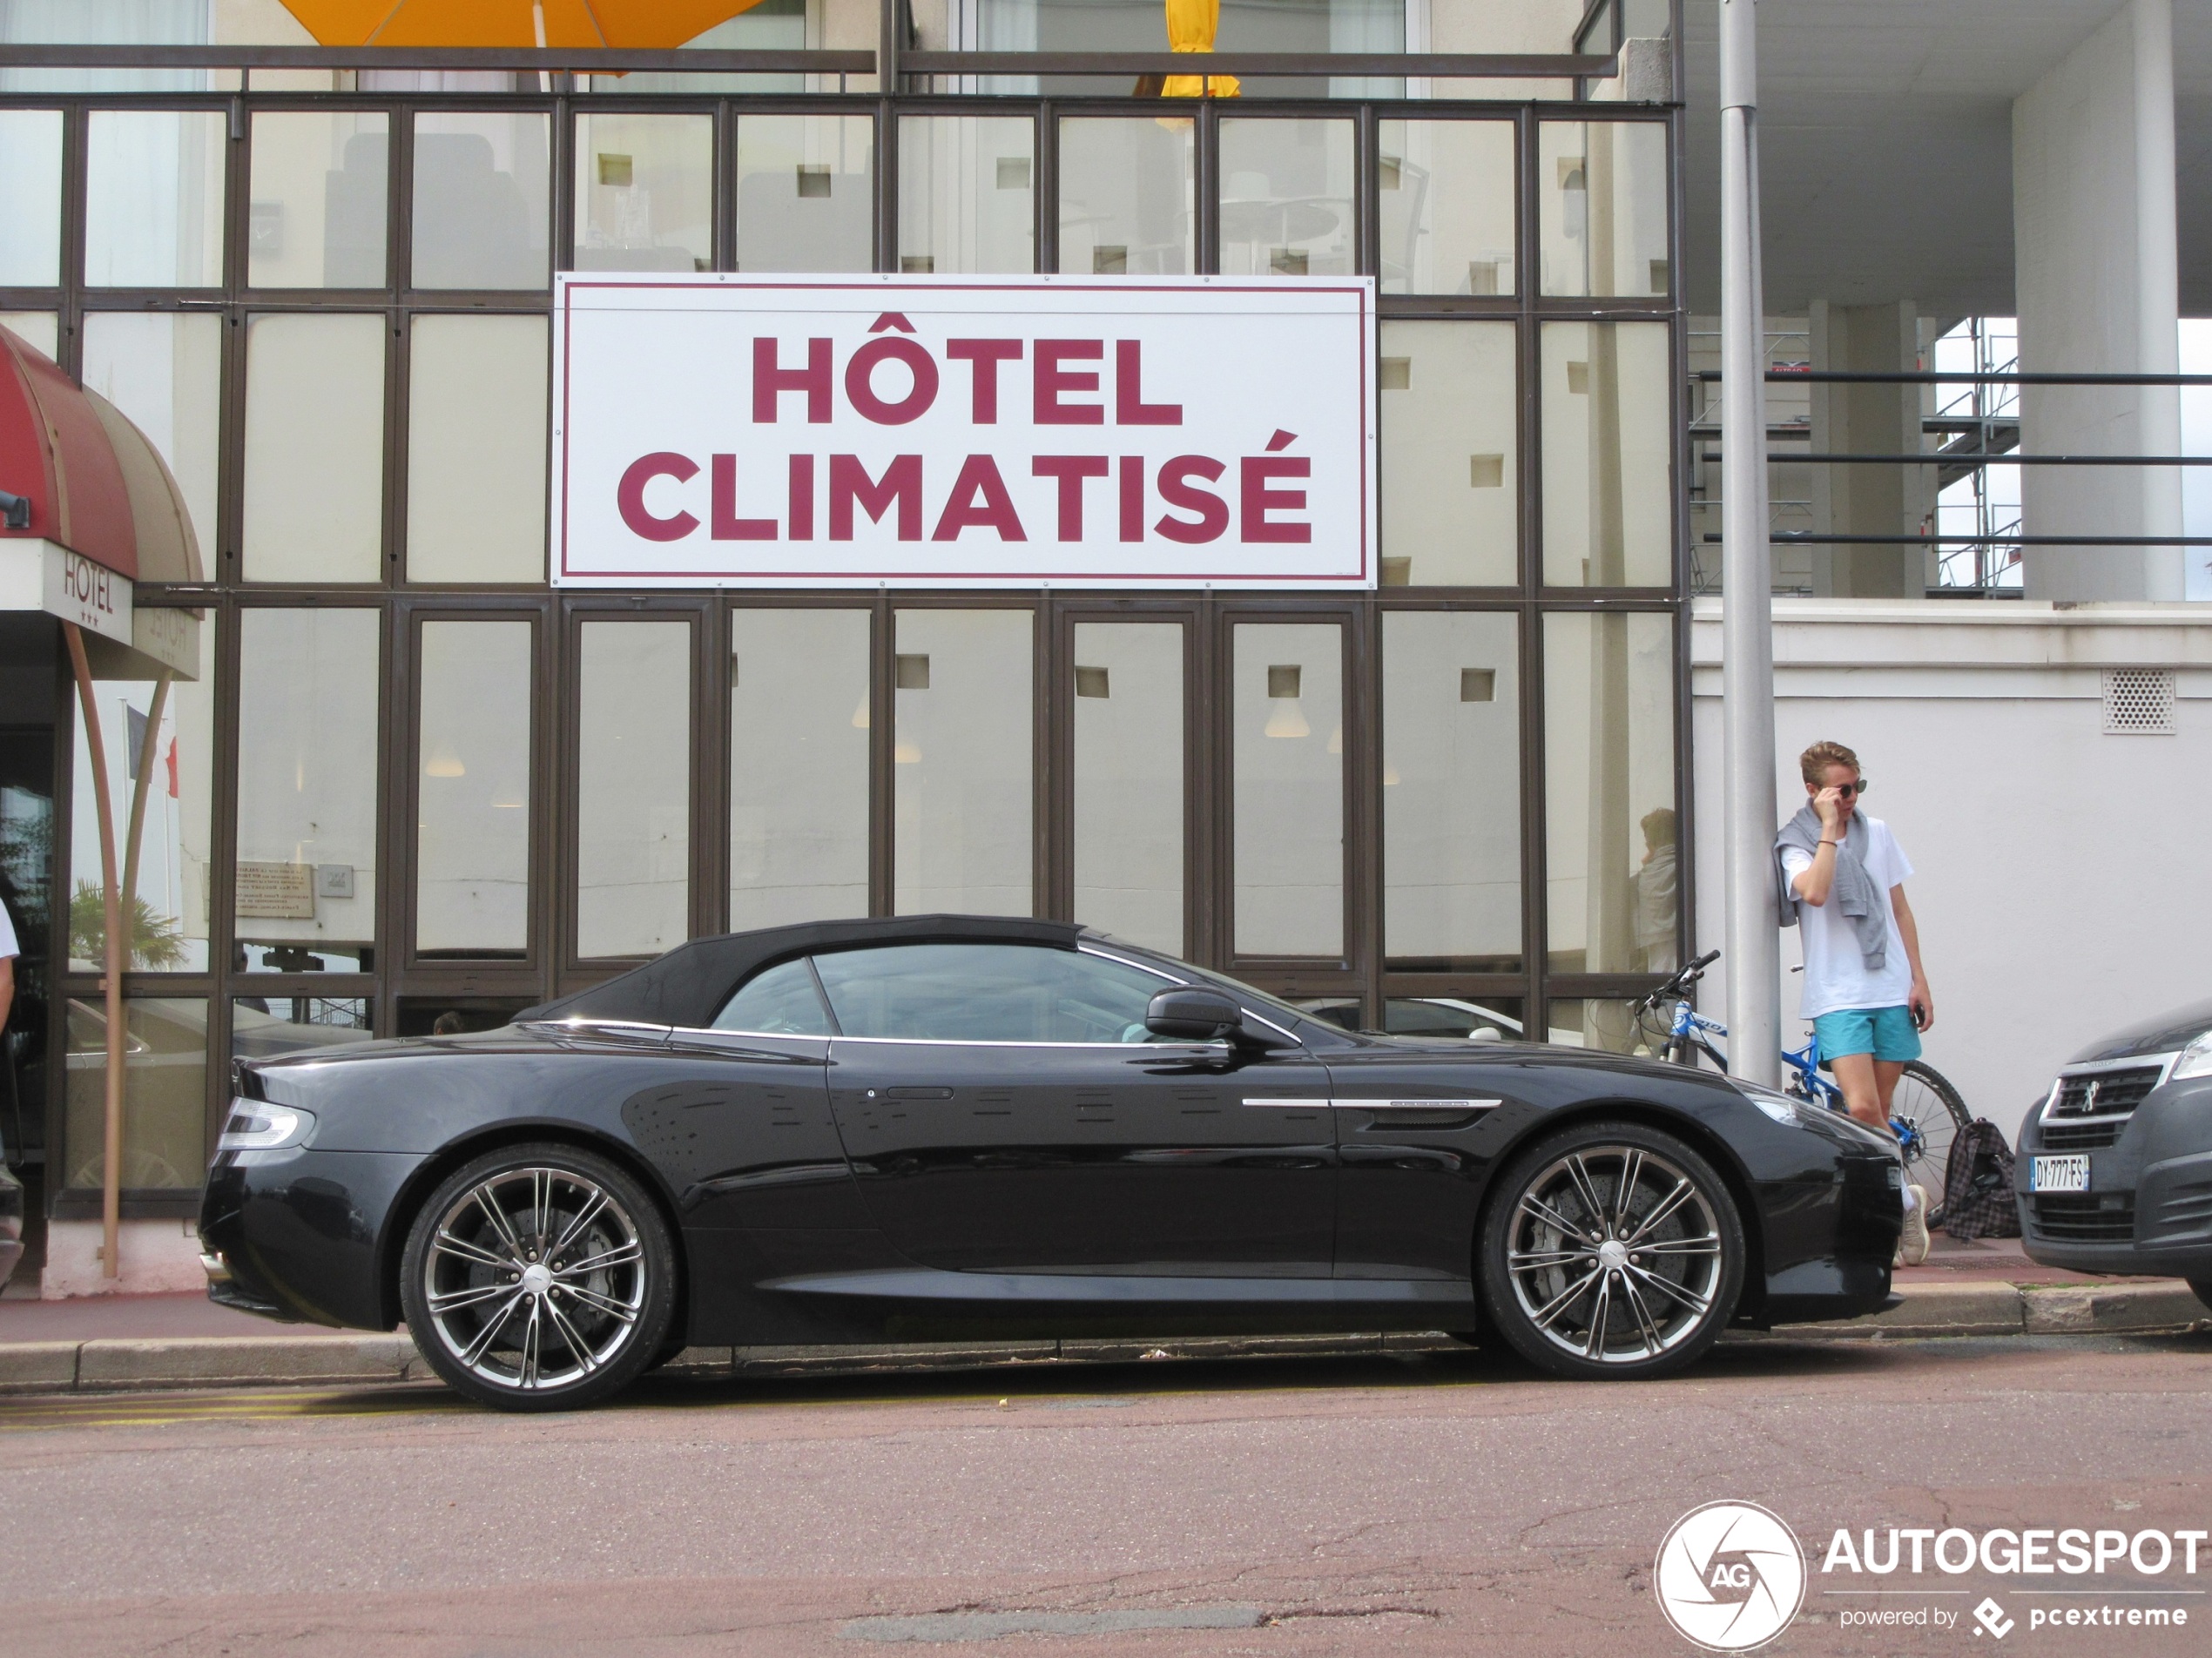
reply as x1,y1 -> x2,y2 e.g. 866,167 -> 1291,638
6,42 -> 1685,1217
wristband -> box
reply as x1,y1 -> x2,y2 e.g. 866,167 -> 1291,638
1817,839 -> 1839,848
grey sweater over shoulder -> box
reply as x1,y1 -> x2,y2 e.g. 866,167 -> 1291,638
1774,807 -> 1889,970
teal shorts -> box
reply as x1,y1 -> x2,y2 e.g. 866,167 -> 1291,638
1813,1005 -> 1923,1063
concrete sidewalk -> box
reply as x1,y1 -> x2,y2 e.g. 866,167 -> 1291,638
1,1276 -> 2204,1398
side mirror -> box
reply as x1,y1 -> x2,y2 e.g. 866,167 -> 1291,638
1144,986 -> 1245,1041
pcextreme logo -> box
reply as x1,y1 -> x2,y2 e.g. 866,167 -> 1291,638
1654,1501 -> 1808,1651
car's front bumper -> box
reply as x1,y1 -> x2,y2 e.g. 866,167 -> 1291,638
2019,1071 -> 2212,1279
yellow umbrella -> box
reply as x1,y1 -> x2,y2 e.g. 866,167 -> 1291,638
274,1 -> 773,49
1160,0 -> 1239,98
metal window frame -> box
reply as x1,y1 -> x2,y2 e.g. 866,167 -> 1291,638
16,49 -> 1691,1214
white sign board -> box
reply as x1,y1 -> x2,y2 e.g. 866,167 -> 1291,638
0,537 -> 133,644
552,275 -> 1376,589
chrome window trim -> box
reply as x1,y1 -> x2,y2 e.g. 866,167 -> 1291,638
826,1034 -> 1224,1051
1244,1096 -> 1501,1112
693,942 -> 1310,1049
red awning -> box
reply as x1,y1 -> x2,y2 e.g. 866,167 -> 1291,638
1,324 -> 207,586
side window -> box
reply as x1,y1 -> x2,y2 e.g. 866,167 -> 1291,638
813,944 -> 1169,1042
711,958 -> 833,1035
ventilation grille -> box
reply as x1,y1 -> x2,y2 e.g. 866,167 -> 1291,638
2103,669 -> 2176,735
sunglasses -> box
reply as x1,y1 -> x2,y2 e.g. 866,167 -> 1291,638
1831,779 -> 1869,798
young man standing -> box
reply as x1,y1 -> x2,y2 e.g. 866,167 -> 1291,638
1775,740 -> 1934,1264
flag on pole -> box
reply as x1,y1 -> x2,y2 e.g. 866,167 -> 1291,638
165,736 -> 179,799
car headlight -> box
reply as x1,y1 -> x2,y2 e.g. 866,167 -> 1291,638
216,1098 -> 316,1152
1732,1078 -> 1896,1149
1732,1078 -> 1820,1126
2173,1032 -> 2212,1082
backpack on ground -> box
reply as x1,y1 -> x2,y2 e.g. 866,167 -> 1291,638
1939,1119 -> 2019,1241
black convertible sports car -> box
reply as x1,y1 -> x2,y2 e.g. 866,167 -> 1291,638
199,916 -> 1905,1410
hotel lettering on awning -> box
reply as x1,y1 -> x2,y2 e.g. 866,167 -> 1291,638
554,276 -> 1376,589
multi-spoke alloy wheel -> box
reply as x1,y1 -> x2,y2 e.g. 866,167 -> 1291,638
1479,1123 -> 1744,1380
400,1144 -> 675,1411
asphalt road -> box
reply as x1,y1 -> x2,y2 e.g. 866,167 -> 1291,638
6,1333 -> 2212,1657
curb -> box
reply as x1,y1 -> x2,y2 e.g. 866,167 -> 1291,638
0,1332 -> 424,1395
1,1283 -> 2203,1396
1768,1278 -> 2209,1341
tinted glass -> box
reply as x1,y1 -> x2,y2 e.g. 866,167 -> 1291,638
64,997 -> 206,1190
1542,612 -> 1676,976
733,114 -> 873,273
813,943 -> 1168,1043
411,111 -> 550,290
1383,998 -> 1522,1040
0,109 -> 64,286
712,958 -> 833,1035
249,111 -> 388,288
84,111 -> 226,288
577,622 -> 691,959
235,609 -> 379,974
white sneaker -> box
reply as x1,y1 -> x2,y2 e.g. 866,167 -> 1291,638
1898,1183 -> 1932,1267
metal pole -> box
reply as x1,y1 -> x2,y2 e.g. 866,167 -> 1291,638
1718,0 -> 1779,1087
64,623 -> 128,1277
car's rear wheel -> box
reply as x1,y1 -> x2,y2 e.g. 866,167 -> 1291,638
1478,1122 -> 1744,1381
2188,1278 -> 2212,1318
400,1142 -> 676,1412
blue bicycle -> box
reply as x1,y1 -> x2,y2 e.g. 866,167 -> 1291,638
1630,949 -> 1972,1217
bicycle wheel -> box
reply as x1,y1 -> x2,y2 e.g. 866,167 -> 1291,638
1891,1062 -> 1971,1220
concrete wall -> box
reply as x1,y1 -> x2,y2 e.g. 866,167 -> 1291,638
2013,0 -> 2184,600
1692,599 -> 2212,1142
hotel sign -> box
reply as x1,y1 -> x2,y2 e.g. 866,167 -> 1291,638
0,536 -> 133,644
551,275 -> 1375,590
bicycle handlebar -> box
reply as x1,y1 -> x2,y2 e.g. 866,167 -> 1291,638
1636,948 -> 1722,1011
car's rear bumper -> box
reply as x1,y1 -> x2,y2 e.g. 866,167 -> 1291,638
199,1147 -> 426,1331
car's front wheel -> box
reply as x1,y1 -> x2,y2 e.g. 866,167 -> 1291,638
400,1142 -> 677,1412
1478,1122 -> 1744,1380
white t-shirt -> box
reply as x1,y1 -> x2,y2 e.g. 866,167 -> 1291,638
0,897 -> 17,960
1780,816 -> 1914,1019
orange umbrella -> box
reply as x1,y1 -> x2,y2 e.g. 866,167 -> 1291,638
1160,0 -> 1238,98
274,1 -> 773,49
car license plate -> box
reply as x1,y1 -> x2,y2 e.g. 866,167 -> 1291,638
2031,1154 -> 2090,1194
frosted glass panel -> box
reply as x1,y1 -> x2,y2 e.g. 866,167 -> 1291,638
733,115 -> 873,274
1540,121 -> 1669,299
416,622 -> 532,955
1540,321 -> 1673,588
234,609 -> 380,974
243,313 -> 387,583
898,115 -> 1035,275
1378,119 -> 1515,297
406,314 -> 548,583
1233,622 -> 1342,957
81,311 -> 221,570
411,111 -> 550,289
1056,118 -> 1191,276
1382,610 -> 1521,971
731,607 -> 871,929
0,109 -> 63,286
84,111 -> 226,287
0,312 -> 58,359
577,623 -> 691,958
1379,320 -> 1517,587
572,111 -> 711,273
894,609 -> 1032,916
1072,622 -> 1183,954
248,110 -> 388,288
1543,610 -> 1676,976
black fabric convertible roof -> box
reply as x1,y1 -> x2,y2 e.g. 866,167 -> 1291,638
514,914 -> 1086,1031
